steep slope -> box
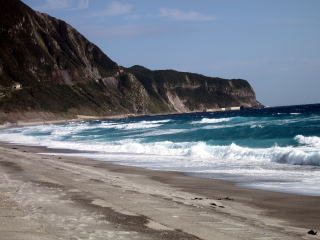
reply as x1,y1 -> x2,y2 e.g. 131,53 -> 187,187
0,0 -> 262,123
0,0 -> 149,121
128,65 -> 260,113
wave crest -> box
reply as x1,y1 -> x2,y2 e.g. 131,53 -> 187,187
1,123 -> 320,167
192,117 -> 232,124
295,135 -> 320,147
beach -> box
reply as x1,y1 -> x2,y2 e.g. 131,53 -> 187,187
0,142 -> 319,240
1,0 -> 319,239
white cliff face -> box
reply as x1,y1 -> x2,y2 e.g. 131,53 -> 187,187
166,91 -> 189,113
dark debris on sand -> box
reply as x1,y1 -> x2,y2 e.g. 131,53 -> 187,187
308,230 -> 317,235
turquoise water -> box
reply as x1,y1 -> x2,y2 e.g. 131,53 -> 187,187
1,104 -> 320,195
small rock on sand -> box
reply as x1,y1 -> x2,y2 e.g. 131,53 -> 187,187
308,230 -> 317,235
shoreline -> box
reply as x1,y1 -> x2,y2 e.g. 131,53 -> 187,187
0,142 -> 319,239
2,102 -> 318,128
0,111 -> 206,129
2,139 -> 319,197
25,143 -> 320,228
0,114 -> 141,129
0,107 -> 248,129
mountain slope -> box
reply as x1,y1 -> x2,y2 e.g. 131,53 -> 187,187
128,65 -> 260,112
0,0 -> 262,123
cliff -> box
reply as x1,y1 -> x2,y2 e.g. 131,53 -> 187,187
128,65 -> 260,113
0,0 -> 262,123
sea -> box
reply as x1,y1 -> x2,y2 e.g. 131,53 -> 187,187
1,103 -> 320,196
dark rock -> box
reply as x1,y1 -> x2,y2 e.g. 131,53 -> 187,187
224,197 -> 234,201
218,196 -> 234,201
192,197 -> 203,200
308,230 -> 317,235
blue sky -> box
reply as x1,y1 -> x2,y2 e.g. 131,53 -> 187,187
23,0 -> 320,106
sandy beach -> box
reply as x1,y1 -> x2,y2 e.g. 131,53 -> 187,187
0,142 -> 319,240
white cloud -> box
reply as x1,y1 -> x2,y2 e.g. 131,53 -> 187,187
76,0 -> 89,10
80,24 -> 197,39
81,24 -> 167,39
106,2 -> 132,16
124,14 -> 143,20
91,2 -> 133,17
36,0 -> 89,11
37,0 -> 70,11
160,8 -> 215,21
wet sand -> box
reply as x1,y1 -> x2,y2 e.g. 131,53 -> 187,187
0,142 -> 319,240
0,111 -> 196,129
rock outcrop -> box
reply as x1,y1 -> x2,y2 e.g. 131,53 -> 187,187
0,0 -> 262,123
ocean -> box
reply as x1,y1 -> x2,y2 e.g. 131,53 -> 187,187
1,103 -> 320,196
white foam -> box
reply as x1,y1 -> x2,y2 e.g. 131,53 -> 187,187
192,117 -> 232,124
1,126 -> 320,167
272,148 -> 320,166
250,124 -> 263,128
2,113 -> 320,195
100,119 -> 170,130
41,142 -> 320,196
136,128 -> 190,137
295,135 -> 320,147
0,132 -> 42,146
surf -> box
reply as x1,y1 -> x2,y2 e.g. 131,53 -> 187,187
0,103 -> 320,195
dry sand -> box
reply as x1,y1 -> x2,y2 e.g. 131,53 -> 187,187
0,142 -> 319,240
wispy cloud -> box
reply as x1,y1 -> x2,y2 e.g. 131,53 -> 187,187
90,2 -> 133,17
37,0 -> 70,11
81,24 -> 168,39
80,24 -> 197,40
160,8 -> 215,21
75,0 -> 89,10
36,0 -> 89,11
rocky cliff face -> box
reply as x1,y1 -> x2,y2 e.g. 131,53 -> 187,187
128,65 -> 260,113
0,0 -> 262,123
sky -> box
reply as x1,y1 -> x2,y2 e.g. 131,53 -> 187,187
23,0 -> 320,106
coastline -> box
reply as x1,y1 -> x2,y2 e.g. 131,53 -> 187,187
0,142 -> 319,240
1,102 -> 318,129
0,107 -> 244,129
0,113 -> 176,129
0,114 -> 140,129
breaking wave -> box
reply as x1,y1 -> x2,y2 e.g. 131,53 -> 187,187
184,142 -> 320,166
1,130 -> 319,167
99,119 -> 171,130
295,135 -> 320,147
192,117 -> 233,124
1,104 -> 320,196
